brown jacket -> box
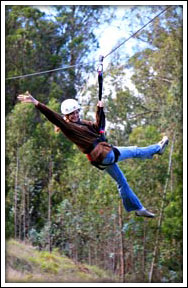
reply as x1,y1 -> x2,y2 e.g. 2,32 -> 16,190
36,102 -> 112,163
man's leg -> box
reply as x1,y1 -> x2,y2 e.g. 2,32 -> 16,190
116,136 -> 169,162
105,163 -> 144,212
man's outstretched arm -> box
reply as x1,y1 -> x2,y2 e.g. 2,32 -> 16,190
17,91 -> 65,129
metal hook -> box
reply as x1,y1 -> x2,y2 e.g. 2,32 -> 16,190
97,55 -> 104,74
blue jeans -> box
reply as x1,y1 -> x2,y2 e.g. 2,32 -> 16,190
101,144 -> 161,212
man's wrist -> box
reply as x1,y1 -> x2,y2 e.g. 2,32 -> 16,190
33,99 -> 39,106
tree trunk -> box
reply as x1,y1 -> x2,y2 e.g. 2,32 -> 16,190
27,181 -> 30,238
149,133 -> 175,282
23,180 -> 26,242
48,158 -> 53,253
113,217 -> 117,273
88,242 -> 91,265
19,203 -> 23,241
142,221 -> 147,280
14,151 -> 19,239
118,200 -> 125,282
74,235 -> 78,263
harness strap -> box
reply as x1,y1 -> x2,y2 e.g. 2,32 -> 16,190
87,145 -> 120,170
97,56 -> 105,136
112,147 -> 121,162
98,72 -> 103,101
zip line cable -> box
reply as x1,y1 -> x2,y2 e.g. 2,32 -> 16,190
5,62 -> 95,80
6,6 -> 170,81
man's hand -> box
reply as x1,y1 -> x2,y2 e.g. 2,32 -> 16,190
54,126 -> 60,133
17,91 -> 38,105
97,100 -> 104,107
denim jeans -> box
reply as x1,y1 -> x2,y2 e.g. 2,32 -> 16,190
101,144 -> 161,212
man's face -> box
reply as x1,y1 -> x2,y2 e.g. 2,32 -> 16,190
67,109 -> 80,122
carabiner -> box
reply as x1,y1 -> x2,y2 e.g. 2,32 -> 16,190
97,55 -> 104,74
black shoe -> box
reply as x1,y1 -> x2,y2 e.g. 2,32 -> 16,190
157,136 -> 169,155
135,209 -> 155,218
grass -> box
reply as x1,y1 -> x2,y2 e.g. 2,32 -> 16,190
5,239 -> 117,283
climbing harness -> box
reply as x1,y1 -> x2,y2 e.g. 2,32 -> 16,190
90,146 -> 120,170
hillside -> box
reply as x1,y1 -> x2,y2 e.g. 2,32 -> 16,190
5,239 -> 118,283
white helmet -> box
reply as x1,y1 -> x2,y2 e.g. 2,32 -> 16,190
61,99 -> 80,115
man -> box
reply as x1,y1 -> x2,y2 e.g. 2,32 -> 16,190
17,92 -> 169,218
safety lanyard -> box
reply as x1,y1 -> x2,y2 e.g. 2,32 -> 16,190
97,55 -> 104,101
97,55 -> 106,141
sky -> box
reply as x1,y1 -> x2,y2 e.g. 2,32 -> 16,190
35,4 -> 132,58
34,4 -> 152,64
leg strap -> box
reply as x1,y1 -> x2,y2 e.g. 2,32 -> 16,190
90,146 -> 120,170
